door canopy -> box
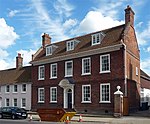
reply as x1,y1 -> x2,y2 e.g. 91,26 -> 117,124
59,78 -> 74,89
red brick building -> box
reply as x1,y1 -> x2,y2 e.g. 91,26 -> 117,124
30,6 -> 140,114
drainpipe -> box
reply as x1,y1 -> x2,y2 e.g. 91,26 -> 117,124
122,42 -> 127,97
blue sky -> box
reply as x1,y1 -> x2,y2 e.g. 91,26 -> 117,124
0,0 -> 150,75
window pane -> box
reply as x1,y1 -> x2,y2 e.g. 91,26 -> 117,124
100,55 -> 110,72
82,85 -> 91,102
101,84 -> 110,102
82,58 -> 90,74
51,64 -> 57,78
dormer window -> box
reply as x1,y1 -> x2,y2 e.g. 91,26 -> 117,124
91,32 -> 105,46
46,46 -> 52,56
67,40 -> 74,51
46,45 -> 58,56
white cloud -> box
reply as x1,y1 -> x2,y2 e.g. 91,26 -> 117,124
136,21 -> 150,46
147,47 -> 150,52
53,0 -> 74,17
141,59 -> 150,76
0,49 -> 9,59
72,11 -> 124,35
0,60 -> 10,70
63,19 -> 77,30
0,18 -> 19,48
8,10 -> 19,17
17,49 -> 36,66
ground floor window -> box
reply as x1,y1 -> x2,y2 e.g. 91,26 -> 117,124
13,98 -> 17,107
82,85 -> 91,103
5,98 -> 9,107
38,88 -> 45,103
50,87 -> 57,103
21,98 -> 26,108
100,83 -> 110,103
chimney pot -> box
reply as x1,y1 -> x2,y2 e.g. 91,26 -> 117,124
42,33 -> 51,48
16,53 -> 23,68
125,5 -> 135,27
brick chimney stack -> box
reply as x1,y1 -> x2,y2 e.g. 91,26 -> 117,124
125,5 -> 135,27
42,33 -> 51,48
16,53 -> 23,68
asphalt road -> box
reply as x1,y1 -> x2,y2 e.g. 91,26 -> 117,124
0,119 -> 107,124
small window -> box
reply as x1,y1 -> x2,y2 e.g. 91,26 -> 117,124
46,46 -> 52,56
136,67 -> 138,76
100,83 -> 110,103
65,61 -> 73,77
13,85 -> 18,93
67,41 -> 74,51
13,98 -> 17,107
92,32 -> 105,45
50,63 -> 57,79
82,85 -> 91,103
22,84 -> 27,92
21,98 -> 26,108
5,85 -> 10,93
100,54 -> 110,73
38,65 -> 45,80
38,88 -> 45,103
5,98 -> 9,107
82,57 -> 91,75
50,87 -> 57,103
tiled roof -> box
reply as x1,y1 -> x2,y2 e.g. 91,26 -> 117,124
0,66 -> 31,85
32,24 -> 125,62
140,69 -> 150,89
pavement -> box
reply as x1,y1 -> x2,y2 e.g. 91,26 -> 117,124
27,110 -> 150,124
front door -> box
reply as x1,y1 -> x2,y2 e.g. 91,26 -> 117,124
67,89 -> 72,109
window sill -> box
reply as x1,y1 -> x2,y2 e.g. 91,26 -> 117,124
38,78 -> 44,81
100,71 -> 110,74
81,73 -> 91,76
50,77 -> 57,79
38,101 -> 45,103
21,92 -> 26,94
50,101 -> 57,103
99,101 -> 111,103
81,101 -> 92,103
65,75 -> 73,78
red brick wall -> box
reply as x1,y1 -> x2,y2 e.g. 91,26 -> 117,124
31,49 -> 126,114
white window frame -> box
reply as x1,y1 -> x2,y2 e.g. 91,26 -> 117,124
92,33 -> 102,45
67,40 -> 74,51
136,67 -> 138,76
82,85 -> 91,103
50,63 -> 57,79
5,98 -> 9,107
21,98 -> 26,108
13,85 -> 18,93
100,54 -> 110,73
46,46 -> 52,56
65,60 -> 73,77
13,98 -> 17,107
82,57 -> 91,75
50,87 -> 57,103
38,65 -> 45,80
22,84 -> 27,93
100,83 -> 111,103
38,88 -> 45,103
5,85 -> 10,93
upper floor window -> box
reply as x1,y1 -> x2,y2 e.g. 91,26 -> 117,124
67,40 -> 74,51
5,85 -> 10,93
100,83 -> 110,103
22,84 -> 27,93
136,67 -> 138,76
92,32 -> 105,45
100,54 -> 110,73
50,63 -> 57,79
38,88 -> 45,103
13,85 -> 18,93
46,46 -> 52,56
82,85 -> 91,103
50,87 -> 57,103
82,57 -> 91,75
65,61 -> 73,77
38,65 -> 45,80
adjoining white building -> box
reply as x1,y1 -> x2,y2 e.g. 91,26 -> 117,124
140,70 -> 150,108
0,53 -> 32,110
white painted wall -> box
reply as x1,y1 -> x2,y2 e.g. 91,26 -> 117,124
0,83 -> 31,110
140,88 -> 150,106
